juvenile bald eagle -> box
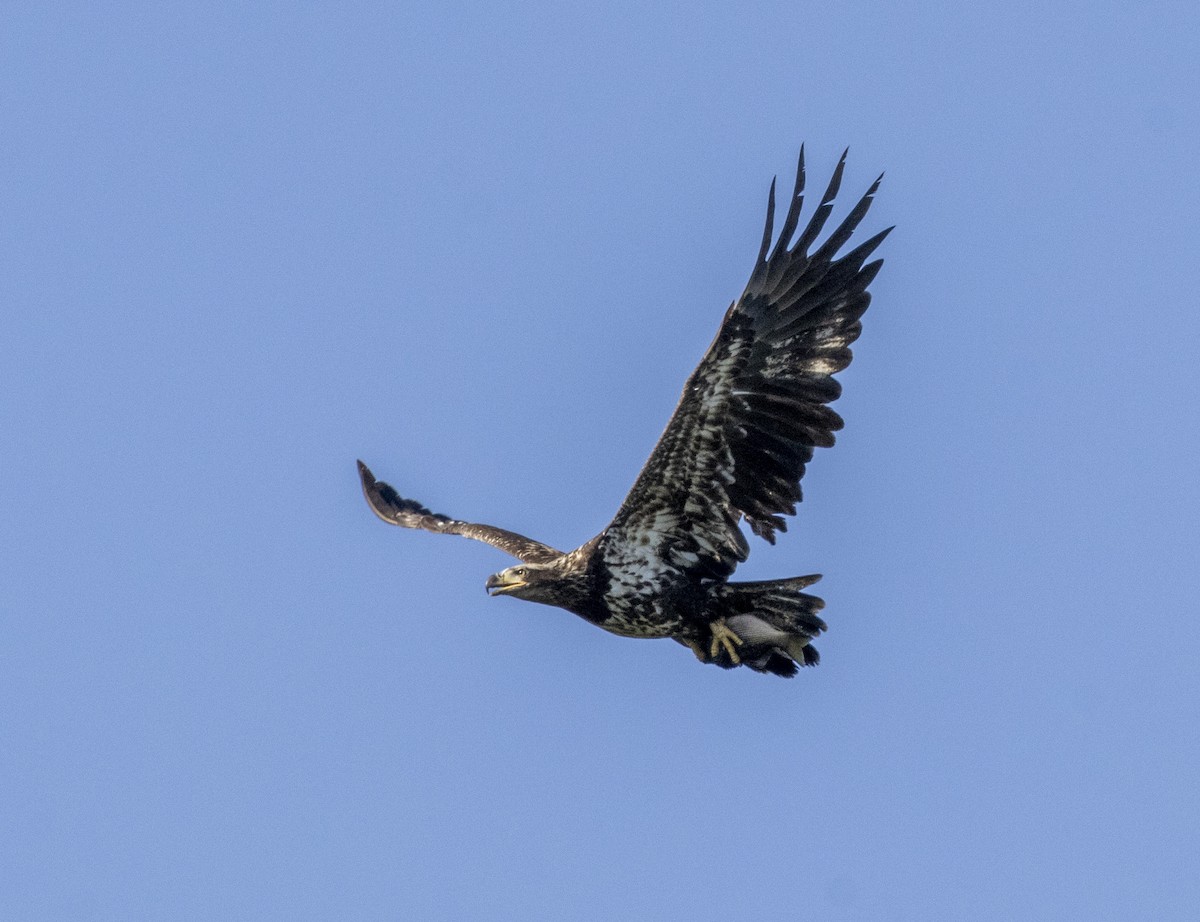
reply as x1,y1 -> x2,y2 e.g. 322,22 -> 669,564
358,148 -> 889,677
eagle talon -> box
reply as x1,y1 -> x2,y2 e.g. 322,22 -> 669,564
709,619 -> 744,664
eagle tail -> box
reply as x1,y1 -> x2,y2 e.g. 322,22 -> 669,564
706,576 -> 828,677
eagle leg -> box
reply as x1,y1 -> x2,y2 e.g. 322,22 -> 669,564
708,618 -> 744,665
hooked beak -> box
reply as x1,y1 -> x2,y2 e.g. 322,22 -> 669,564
485,571 -> 526,596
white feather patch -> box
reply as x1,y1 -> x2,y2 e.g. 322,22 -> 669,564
725,614 -> 791,647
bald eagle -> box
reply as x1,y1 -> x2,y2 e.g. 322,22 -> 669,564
358,148 -> 889,677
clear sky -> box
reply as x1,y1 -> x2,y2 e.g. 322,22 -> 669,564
4,3 -> 1199,919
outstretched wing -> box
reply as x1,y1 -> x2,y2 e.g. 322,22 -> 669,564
604,149 -> 890,579
357,460 -> 562,564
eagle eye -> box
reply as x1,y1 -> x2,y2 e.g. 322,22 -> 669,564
515,567 -> 528,577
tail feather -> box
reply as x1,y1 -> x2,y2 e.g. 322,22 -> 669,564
706,576 -> 828,677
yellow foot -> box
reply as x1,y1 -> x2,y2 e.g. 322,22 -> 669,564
709,618 -> 744,665
685,639 -> 708,662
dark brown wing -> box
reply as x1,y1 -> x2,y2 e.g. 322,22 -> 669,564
603,149 -> 890,579
357,460 -> 563,564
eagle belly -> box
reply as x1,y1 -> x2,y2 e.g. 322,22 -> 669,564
593,540 -> 705,638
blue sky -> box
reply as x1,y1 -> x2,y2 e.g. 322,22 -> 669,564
4,2 -> 1199,919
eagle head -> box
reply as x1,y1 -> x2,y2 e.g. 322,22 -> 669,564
485,561 -> 582,609
484,544 -> 594,614
485,564 -> 545,600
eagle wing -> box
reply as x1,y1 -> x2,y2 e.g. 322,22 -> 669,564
357,460 -> 563,564
603,149 -> 890,579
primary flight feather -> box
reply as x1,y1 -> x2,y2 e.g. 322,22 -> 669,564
358,147 -> 890,677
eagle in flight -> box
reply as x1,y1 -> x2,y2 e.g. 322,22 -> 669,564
358,148 -> 889,677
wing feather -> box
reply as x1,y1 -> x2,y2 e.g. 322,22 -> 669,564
604,151 -> 889,573
357,460 -> 562,563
